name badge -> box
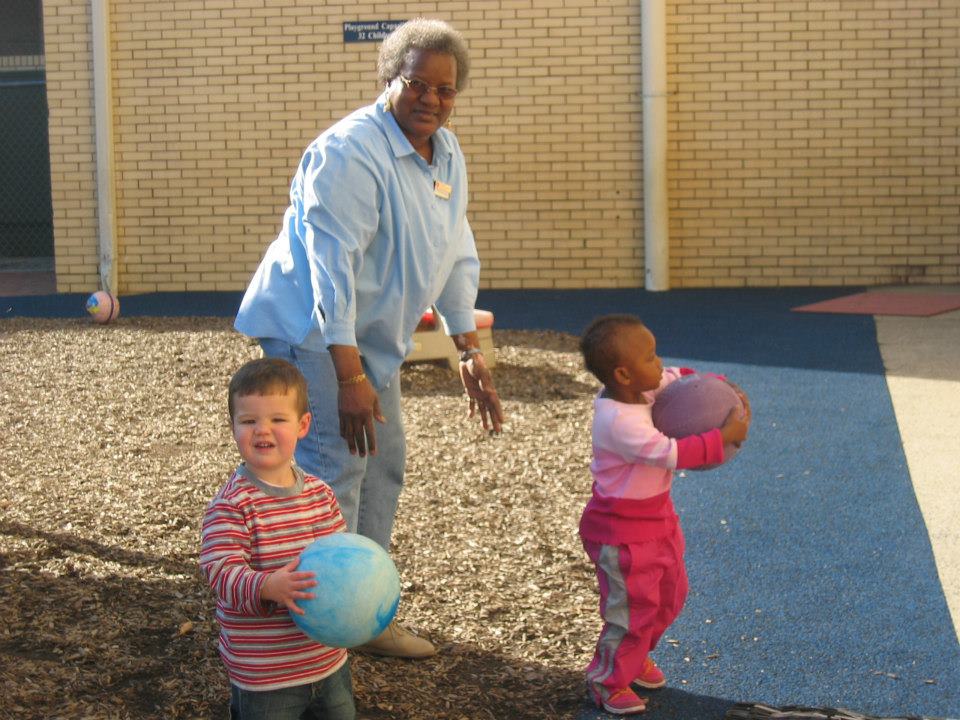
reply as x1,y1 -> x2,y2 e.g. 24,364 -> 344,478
434,180 -> 452,200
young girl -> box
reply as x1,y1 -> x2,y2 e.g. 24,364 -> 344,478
578,314 -> 750,715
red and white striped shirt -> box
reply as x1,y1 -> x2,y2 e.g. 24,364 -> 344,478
200,464 -> 348,691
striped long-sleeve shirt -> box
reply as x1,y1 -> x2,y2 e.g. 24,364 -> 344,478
200,463 -> 348,691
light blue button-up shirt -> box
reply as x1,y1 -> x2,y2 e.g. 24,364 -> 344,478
235,93 -> 481,388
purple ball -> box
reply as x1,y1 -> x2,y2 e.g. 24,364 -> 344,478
652,374 -> 744,469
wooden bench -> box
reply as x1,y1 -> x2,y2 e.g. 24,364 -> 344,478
405,307 -> 496,369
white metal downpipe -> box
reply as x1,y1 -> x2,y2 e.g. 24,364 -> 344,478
641,0 -> 669,291
91,0 -> 117,294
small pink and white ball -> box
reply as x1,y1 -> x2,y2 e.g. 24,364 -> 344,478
85,291 -> 120,324
652,373 -> 747,469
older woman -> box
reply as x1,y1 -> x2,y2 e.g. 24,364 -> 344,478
235,18 -> 503,658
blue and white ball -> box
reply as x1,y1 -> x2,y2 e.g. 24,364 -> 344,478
291,532 -> 400,648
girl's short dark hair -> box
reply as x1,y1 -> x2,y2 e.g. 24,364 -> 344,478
377,18 -> 470,90
579,314 -> 647,386
228,358 -> 309,419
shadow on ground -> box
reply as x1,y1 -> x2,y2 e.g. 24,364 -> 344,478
577,686 -> 734,720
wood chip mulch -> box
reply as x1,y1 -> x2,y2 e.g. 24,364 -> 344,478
0,318 -> 604,719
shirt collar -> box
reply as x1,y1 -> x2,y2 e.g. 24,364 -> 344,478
376,92 -> 452,164
235,461 -> 305,497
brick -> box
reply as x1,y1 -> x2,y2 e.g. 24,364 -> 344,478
40,0 -> 960,291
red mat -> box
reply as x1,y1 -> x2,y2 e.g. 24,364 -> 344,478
792,291 -> 960,317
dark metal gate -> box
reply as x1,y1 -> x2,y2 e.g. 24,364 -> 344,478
0,69 -> 53,262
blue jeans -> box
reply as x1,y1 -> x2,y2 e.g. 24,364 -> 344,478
259,339 -> 406,551
229,661 -> 355,720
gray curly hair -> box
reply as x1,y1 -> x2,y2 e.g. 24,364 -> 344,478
377,18 -> 470,91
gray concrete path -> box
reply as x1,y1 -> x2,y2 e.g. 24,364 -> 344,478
875,286 -> 960,643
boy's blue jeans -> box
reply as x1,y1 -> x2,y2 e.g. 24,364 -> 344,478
259,339 -> 406,551
230,661 -> 355,720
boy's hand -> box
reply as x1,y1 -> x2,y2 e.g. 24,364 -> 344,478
261,558 -> 317,615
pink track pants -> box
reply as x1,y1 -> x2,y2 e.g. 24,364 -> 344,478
582,525 -> 688,697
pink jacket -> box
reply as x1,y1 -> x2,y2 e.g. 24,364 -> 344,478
579,367 -> 724,544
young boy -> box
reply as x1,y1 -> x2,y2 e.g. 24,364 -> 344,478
200,358 -> 356,720
578,315 -> 750,715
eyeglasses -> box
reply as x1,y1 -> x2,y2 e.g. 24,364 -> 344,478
397,75 -> 458,101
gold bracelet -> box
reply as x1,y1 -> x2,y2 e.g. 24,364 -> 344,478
337,372 -> 367,387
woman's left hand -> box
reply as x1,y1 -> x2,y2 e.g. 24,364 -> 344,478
459,353 -> 504,434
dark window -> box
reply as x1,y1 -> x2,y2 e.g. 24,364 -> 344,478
0,0 -> 44,56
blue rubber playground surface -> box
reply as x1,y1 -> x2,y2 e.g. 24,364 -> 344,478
3,287 -> 958,719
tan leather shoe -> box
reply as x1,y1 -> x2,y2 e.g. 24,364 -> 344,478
356,621 -> 436,659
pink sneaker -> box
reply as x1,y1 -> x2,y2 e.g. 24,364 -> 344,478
635,657 -> 666,689
590,686 -> 647,715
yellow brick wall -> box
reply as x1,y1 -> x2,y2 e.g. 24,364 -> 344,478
43,0 -> 960,292
668,1 -> 960,287
43,0 -> 101,291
